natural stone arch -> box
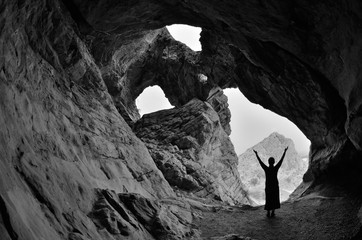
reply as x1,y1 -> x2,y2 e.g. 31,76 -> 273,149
70,0 -> 362,189
99,28 -> 217,123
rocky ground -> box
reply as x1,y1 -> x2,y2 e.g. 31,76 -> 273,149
194,193 -> 362,240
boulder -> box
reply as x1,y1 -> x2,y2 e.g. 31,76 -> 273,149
134,95 -> 251,205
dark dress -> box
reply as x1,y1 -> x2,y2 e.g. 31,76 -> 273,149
256,153 -> 285,210
263,165 -> 281,210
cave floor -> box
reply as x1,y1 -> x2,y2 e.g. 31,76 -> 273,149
194,194 -> 362,240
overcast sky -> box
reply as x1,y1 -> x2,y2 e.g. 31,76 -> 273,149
224,88 -> 310,155
136,25 -> 311,156
166,24 -> 202,51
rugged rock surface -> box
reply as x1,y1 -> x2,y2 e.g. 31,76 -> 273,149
72,0 -> 362,184
90,27 -> 238,127
0,1 -> 191,239
88,189 -> 198,240
134,91 -> 251,205
238,133 -> 308,205
1,0 -> 362,239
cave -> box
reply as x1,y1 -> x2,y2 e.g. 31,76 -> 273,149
1,0 -> 362,239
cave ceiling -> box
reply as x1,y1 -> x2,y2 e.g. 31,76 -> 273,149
69,0 -> 362,163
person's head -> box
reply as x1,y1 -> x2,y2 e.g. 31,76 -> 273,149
268,157 -> 275,166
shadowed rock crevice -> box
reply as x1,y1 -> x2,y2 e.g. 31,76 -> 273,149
15,165 -> 59,220
0,196 -> 18,240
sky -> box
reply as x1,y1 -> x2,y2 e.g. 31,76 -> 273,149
166,24 -> 202,51
136,86 -> 173,115
136,25 -> 311,156
224,88 -> 310,156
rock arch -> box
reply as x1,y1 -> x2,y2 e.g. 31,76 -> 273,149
71,0 -> 362,185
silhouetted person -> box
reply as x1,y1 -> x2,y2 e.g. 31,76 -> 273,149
253,147 -> 288,218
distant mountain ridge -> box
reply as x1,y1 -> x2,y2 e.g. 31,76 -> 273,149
238,132 -> 308,205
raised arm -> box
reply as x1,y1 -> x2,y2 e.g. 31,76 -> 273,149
253,150 -> 267,170
275,147 -> 288,169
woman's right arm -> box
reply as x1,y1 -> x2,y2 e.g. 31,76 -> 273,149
254,150 -> 267,170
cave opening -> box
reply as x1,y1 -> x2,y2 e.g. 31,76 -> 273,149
224,88 -> 310,205
166,24 -> 202,51
164,24 -> 310,204
136,85 -> 173,116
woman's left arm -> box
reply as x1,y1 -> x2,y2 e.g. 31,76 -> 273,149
276,147 -> 288,169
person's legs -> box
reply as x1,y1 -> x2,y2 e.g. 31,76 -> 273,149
271,210 -> 275,217
266,210 -> 270,218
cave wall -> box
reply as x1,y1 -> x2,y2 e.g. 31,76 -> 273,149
1,0 -> 362,239
71,0 -> 362,182
0,1 -> 198,239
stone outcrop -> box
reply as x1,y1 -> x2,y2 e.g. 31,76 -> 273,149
89,28 -> 238,127
134,91 -> 251,205
88,189 -> 198,240
238,133 -> 308,205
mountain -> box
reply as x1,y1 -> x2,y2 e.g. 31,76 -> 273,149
238,132 -> 308,205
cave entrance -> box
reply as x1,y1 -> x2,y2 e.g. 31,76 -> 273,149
224,88 -> 310,205
136,85 -> 173,116
166,24 -> 202,51
164,25 -> 310,205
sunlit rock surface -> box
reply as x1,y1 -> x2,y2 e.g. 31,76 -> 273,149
134,93 -> 251,205
238,133 -> 308,205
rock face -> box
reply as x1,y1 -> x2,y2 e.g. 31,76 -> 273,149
1,0 -> 362,239
88,189 -> 197,240
134,91 -> 251,205
0,1 -> 194,239
238,133 -> 308,205
72,0 -> 362,183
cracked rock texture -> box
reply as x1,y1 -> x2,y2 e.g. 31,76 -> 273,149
1,0 -> 362,239
88,189 -> 197,240
0,1 -> 189,239
134,91 -> 251,205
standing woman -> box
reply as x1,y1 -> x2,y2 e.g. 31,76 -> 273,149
253,147 -> 288,218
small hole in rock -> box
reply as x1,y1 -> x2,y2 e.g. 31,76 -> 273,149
136,86 -> 173,116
